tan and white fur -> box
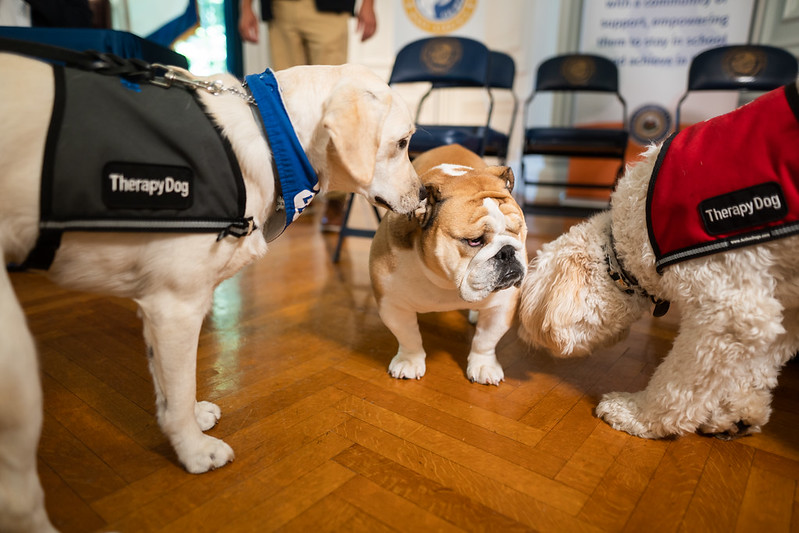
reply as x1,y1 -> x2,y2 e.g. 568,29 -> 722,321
0,54 -> 424,532
518,80 -> 799,440
370,144 -> 527,385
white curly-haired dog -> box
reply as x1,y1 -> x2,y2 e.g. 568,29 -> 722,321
518,80 -> 799,440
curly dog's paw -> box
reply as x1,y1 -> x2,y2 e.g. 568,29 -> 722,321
699,420 -> 760,441
595,391 -> 658,438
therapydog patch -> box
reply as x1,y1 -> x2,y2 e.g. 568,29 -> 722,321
647,83 -> 799,272
103,163 -> 193,210
699,182 -> 787,235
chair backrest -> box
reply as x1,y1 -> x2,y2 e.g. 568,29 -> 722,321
685,44 -> 798,92
389,37 -> 493,154
534,53 -> 620,93
525,53 -> 626,128
521,54 -> 627,217
676,44 -> 799,130
389,36 -> 491,87
487,50 -> 515,90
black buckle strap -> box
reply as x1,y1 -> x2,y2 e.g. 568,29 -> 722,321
18,230 -> 63,271
0,36 -> 156,82
216,217 -> 257,241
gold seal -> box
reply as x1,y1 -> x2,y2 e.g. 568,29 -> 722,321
402,0 -> 477,35
722,47 -> 767,78
421,37 -> 463,73
561,56 -> 596,86
630,104 -> 671,144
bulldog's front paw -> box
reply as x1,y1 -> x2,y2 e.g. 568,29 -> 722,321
388,353 -> 426,380
595,391 -> 656,438
178,434 -> 235,474
467,354 -> 504,386
195,400 -> 222,431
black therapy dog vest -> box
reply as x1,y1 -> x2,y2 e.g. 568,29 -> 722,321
22,63 -> 250,269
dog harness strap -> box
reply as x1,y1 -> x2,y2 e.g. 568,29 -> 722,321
20,64 -> 67,271
244,69 -> 319,241
604,229 -> 671,317
647,83 -> 799,272
19,231 -> 63,271
0,35 -> 132,73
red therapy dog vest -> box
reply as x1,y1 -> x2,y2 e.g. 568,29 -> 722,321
647,83 -> 799,272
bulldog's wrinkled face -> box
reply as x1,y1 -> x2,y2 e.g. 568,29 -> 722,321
417,164 -> 527,302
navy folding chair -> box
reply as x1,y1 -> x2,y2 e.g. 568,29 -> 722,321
521,53 -> 628,218
389,36 -> 493,157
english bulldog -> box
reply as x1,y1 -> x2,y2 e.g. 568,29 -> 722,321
369,144 -> 527,385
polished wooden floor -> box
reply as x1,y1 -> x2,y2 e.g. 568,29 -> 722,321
9,199 -> 799,532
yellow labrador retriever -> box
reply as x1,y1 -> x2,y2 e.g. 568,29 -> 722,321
0,52 -> 422,532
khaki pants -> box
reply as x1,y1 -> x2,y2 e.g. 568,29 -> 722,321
267,0 -> 350,70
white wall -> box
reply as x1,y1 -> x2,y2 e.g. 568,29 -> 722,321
240,0 -> 799,187
753,0 -> 799,55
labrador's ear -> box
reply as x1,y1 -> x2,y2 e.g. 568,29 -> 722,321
486,166 -> 515,192
323,84 -> 390,186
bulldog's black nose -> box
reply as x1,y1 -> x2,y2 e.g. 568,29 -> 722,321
493,245 -> 525,291
418,185 -> 428,201
495,245 -> 516,263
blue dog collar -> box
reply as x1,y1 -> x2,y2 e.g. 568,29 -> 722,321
245,69 -> 319,241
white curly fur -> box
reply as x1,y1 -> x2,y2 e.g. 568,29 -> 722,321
518,102 -> 799,439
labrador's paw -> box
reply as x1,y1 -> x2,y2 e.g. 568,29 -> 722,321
195,400 -> 221,432
178,434 -> 235,474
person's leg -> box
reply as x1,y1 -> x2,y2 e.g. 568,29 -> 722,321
299,1 -> 349,66
267,0 -> 311,70
282,0 -> 351,231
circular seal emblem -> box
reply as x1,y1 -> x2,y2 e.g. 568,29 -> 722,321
421,37 -> 463,73
722,47 -> 767,79
402,0 -> 477,34
561,56 -> 596,86
629,104 -> 672,145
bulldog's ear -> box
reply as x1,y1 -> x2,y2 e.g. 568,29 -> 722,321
323,86 -> 390,187
487,166 -> 515,192
415,183 -> 442,228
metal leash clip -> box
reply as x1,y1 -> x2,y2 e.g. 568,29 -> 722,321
149,63 -> 205,91
150,64 -> 256,104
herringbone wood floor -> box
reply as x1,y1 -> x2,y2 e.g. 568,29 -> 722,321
10,201 -> 799,532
